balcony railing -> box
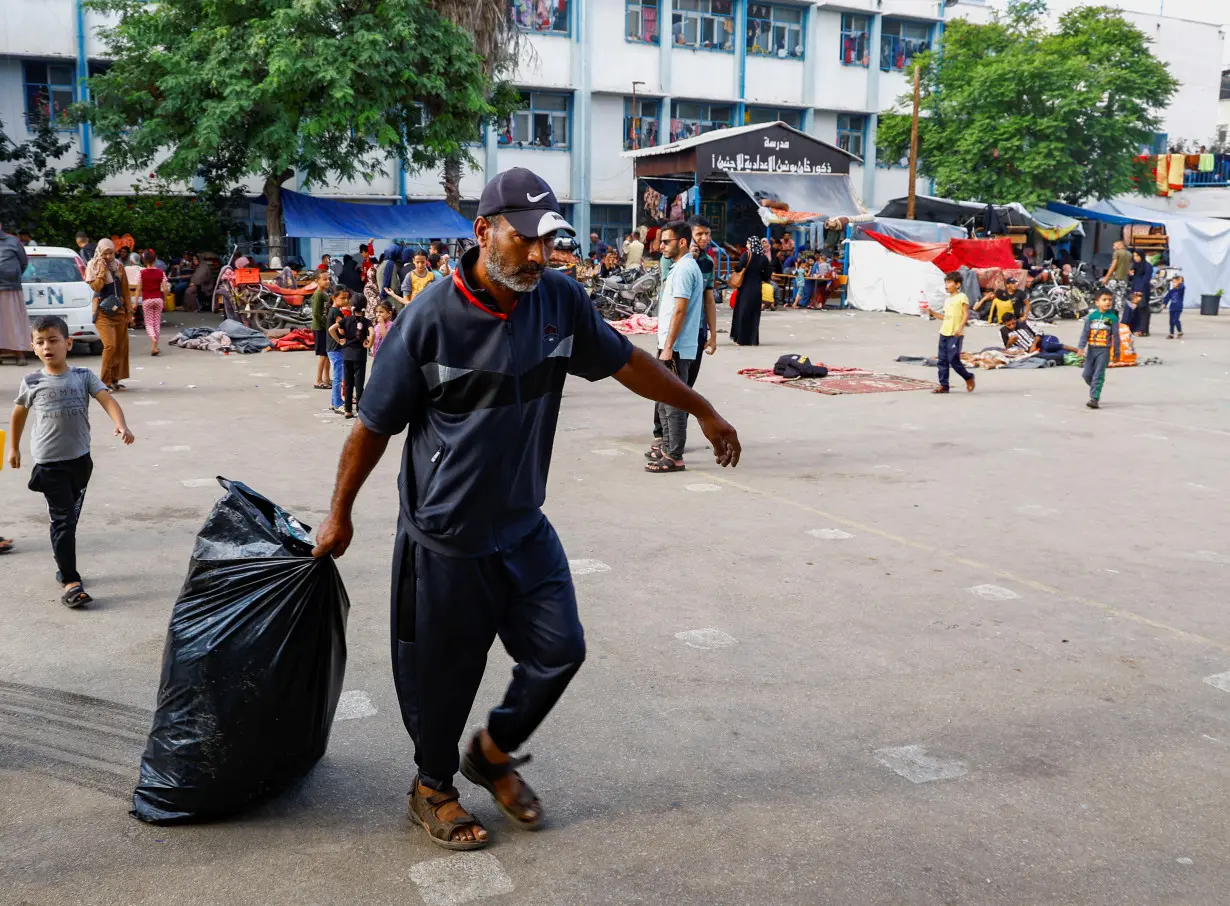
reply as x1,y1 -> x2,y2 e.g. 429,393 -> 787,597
1185,163 -> 1230,188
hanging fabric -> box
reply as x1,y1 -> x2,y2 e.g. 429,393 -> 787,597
1198,153 -> 1215,173
1155,155 -> 1170,197
1168,154 -> 1185,192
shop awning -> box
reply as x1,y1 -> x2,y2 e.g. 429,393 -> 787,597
727,171 -> 865,223
877,195 -> 1032,228
1044,202 -> 1152,228
280,190 -> 474,239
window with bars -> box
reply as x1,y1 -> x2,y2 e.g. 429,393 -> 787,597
745,106 -> 803,129
670,102 -> 734,143
24,61 -> 76,129
837,114 -> 866,159
671,0 -> 735,52
880,20 -> 931,72
747,4 -> 805,59
839,13 -> 870,67
591,205 -> 633,249
626,0 -> 660,44
509,0 -> 570,35
624,97 -> 661,150
499,92 -> 571,149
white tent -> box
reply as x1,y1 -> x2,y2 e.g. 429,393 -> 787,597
1087,199 -> 1230,301
846,241 -> 948,316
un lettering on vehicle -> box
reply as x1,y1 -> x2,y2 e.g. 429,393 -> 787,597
24,286 -> 66,307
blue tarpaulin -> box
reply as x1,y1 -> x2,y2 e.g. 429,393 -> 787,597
1045,202 -> 1156,228
280,190 -> 474,239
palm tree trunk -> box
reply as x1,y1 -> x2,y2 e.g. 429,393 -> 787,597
441,154 -> 463,212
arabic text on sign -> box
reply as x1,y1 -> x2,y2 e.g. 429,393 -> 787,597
711,153 -> 832,174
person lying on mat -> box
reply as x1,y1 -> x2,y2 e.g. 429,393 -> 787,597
1000,312 -> 1078,364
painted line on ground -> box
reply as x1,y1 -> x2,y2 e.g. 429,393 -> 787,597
408,852 -> 514,906
807,528 -> 853,540
875,745 -> 967,784
333,690 -> 377,721
675,628 -> 737,649
569,559 -> 610,576
695,470 -> 1230,654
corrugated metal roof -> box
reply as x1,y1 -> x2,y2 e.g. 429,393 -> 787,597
621,121 -> 861,164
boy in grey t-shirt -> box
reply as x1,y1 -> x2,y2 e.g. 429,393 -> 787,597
8,316 -> 135,607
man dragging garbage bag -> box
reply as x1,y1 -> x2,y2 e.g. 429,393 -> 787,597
312,168 -> 741,850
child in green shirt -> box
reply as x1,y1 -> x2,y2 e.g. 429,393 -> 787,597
1078,289 -> 1121,410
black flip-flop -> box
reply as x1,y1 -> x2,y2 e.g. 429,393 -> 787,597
61,585 -> 93,608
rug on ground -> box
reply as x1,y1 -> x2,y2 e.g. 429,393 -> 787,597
738,367 -> 936,395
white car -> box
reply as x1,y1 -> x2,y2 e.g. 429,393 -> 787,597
22,245 -> 102,354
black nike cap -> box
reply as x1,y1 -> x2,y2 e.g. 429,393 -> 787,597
477,167 -> 575,238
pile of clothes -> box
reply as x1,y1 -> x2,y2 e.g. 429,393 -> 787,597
268,328 -> 316,352
171,319 -> 272,354
608,314 -> 658,336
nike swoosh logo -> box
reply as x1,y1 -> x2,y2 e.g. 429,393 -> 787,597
527,192 -> 549,203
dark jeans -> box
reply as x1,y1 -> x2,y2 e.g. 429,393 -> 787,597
937,335 -> 974,389
652,346 -> 702,440
27,454 -> 93,585
1083,346 -> 1110,400
390,518 -> 585,790
1169,309 -> 1183,335
655,353 -> 695,460
342,355 -> 366,413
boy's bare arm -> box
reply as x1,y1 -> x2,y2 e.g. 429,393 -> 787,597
7,405 -> 27,468
93,390 -> 135,444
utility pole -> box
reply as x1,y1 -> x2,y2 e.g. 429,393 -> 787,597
906,63 -> 921,220
631,80 -> 646,150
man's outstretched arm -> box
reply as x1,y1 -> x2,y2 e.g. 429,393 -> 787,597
312,420 -> 392,558
612,346 -> 741,467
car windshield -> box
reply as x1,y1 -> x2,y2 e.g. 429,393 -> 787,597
23,257 -> 83,285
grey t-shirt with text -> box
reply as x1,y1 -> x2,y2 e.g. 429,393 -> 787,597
14,367 -> 107,464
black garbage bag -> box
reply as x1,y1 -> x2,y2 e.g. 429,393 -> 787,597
131,478 -> 349,825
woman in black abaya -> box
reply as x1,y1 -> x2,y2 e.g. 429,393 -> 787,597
730,236 -> 771,346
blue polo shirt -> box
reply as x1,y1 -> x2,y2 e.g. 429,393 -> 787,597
358,247 -> 634,556
657,254 -> 705,360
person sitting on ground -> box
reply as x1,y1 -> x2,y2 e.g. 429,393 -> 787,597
976,276 -> 1028,324
1000,312 -> 1077,364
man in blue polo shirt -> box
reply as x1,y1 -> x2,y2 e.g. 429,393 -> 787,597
312,168 -> 741,852
646,220 -> 705,473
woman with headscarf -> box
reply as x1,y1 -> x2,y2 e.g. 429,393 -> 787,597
398,245 -> 416,286
339,254 -> 363,293
362,264 -> 381,321
86,239 -> 134,390
730,237 -> 772,347
1128,250 -> 1154,337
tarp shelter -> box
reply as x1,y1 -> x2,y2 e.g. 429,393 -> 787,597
1048,201 -> 1230,300
1029,208 -> 1084,241
846,241 -> 948,316
850,218 -> 967,243
877,195 -> 1032,229
280,190 -> 474,240
1087,200 -> 1230,301
861,231 -> 1018,273
623,122 -> 862,242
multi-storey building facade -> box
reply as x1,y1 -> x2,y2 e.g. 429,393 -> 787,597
3,1 -> 1223,255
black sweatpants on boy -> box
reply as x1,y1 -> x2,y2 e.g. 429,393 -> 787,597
27,454 -> 93,585
390,517 -> 585,791
342,356 -> 367,414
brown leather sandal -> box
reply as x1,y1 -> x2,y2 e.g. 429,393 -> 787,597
408,782 -> 488,850
461,733 -> 544,830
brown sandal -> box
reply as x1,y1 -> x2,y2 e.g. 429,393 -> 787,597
461,733 -> 544,830
408,782 -> 488,850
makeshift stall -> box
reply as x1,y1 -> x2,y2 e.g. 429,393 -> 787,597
623,121 -> 863,251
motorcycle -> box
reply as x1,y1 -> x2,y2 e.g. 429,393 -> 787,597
1027,262 -> 1089,322
591,266 -> 660,321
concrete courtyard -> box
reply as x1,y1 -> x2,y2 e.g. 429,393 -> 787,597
3,302 -> 1230,906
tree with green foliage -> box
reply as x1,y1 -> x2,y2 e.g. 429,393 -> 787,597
81,0 -> 519,260
0,115 -> 78,228
876,2 -> 1178,208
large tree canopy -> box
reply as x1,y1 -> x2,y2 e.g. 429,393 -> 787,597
877,2 -> 1178,208
82,0 -> 518,256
